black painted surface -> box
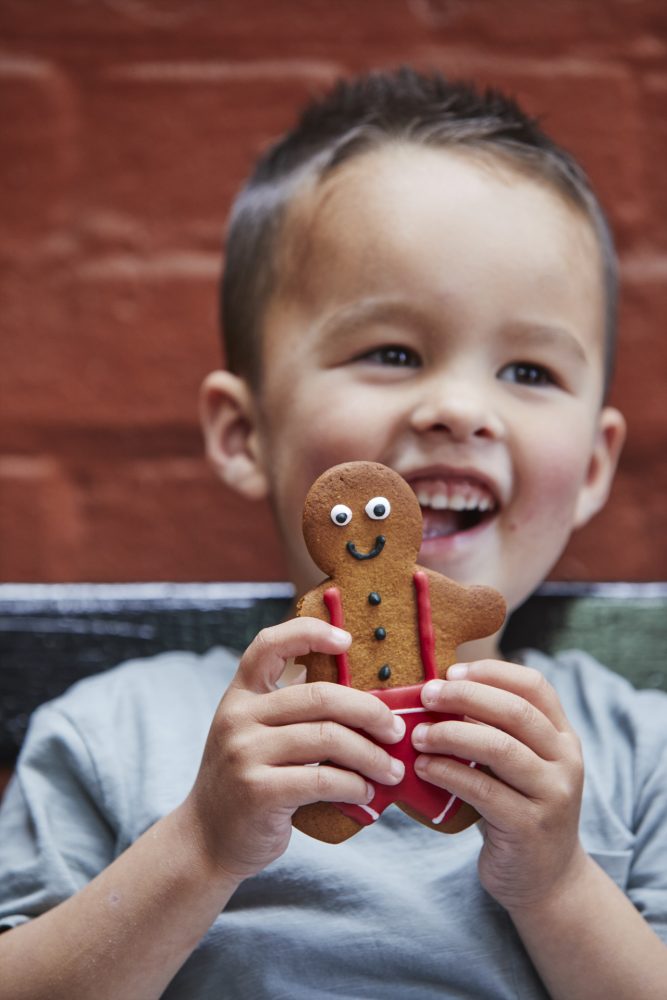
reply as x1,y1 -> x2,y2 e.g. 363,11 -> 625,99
1,583 -> 665,763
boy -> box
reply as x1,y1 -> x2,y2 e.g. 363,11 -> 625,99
0,68 -> 665,999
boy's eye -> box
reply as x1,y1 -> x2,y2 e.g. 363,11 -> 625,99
361,345 -> 421,368
499,362 -> 556,387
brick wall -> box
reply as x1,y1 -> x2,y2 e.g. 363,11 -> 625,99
1,0 -> 665,584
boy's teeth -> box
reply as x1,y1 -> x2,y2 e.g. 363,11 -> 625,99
414,478 -> 496,514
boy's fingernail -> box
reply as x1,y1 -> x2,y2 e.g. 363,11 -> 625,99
331,628 -> 352,646
422,680 -> 445,705
389,758 -> 405,781
447,663 -> 469,679
412,723 -> 429,746
365,782 -> 376,803
392,715 -> 406,740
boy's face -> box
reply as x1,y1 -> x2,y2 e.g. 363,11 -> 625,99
206,145 -> 624,613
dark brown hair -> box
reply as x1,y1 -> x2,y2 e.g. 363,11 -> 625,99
221,67 -> 617,394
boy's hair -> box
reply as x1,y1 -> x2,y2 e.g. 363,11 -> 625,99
222,66 -> 617,395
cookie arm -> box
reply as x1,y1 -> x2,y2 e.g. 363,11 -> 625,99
457,584 -> 507,644
295,582 -> 331,622
420,568 -> 506,649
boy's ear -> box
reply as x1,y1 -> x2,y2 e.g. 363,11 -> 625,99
199,370 -> 270,501
573,406 -> 626,529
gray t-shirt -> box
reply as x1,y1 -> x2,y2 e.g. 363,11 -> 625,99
1,646 -> 666,999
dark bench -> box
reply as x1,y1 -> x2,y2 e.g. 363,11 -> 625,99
1,581 -> 666,791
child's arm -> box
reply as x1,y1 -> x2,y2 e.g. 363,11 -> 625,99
0,617 -> 405,1000
411,660 -> 667,1000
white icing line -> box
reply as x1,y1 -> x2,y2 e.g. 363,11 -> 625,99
359,803 -> 380,822
432,793 -> 457,825
431,760 -> 478,825
392,707 -> 426,715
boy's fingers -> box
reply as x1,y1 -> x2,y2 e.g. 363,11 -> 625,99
249,680 -> 405,746
268,764 -> 374,812
421,677 -> 563,760
438,660 -> 571,732
254,721 -> 405,787
412,719 -> 554,800
231,618 -> 351,695
413,754 -> 525,830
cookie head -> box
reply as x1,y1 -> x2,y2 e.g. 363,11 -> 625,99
302,462 -> 423,577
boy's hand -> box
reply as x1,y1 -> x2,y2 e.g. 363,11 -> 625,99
411,660 -> 586,913
184,618 -> 406,886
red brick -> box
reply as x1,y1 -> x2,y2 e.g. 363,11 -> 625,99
0,55 -> 77,244
405,0 -> 667,57
0,453 -> 286,583
3,1 -> 665,63
638,73 -> 667,253
0,0 -> 433,54
0,457 -> 82,581
612,261 -> 667,447
554,458 -> 667,581
67,458 -> 286,583
78,64 -> 343,241
0,253 -> 222,433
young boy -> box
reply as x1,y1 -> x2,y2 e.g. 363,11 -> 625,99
0,68 -> 665,999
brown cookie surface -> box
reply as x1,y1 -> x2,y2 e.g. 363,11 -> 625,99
293,461 -> 506,844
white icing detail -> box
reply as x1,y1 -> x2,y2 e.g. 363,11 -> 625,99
431,760 -> 478,824
359,802 -> 380,822
431,793 -> 458,825
365,496 -> 391,520
330,503 -> 352,526
392,707 -> 428,715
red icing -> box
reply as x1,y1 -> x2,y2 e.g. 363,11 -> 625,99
323,587 -> 351,686
413,570 -> 438,681
321,574 -> 470,829
333,683 -> 470,827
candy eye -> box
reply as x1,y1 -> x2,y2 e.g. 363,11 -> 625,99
330,504 -> 353,526
365,496 -> 391,520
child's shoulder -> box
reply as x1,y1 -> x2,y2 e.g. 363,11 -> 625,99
16,646 -> 242,841
46,644 -> 239,722
517,647 -> 667,758
26,645 -> 240,775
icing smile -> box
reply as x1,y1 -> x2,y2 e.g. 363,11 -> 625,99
347,535 -> 386,560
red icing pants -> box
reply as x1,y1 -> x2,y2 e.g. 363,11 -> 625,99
334,682 -> 474,827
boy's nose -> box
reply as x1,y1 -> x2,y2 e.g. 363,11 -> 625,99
410,380 -> 504,442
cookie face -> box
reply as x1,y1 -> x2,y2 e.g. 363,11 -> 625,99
302,462 -> 423,578
293,461 -> 506,844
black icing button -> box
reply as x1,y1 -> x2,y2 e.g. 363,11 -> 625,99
378,664 -> 391,681
374,627 -> 387,640
368,592 -> 382,606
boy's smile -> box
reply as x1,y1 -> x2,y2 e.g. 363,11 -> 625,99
205,144 -> 624,635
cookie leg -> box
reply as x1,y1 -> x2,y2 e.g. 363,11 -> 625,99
292,802 -> 364,844
398,799 -> 480,835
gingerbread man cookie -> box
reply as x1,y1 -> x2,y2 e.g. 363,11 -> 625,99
293,461 -> 506,844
